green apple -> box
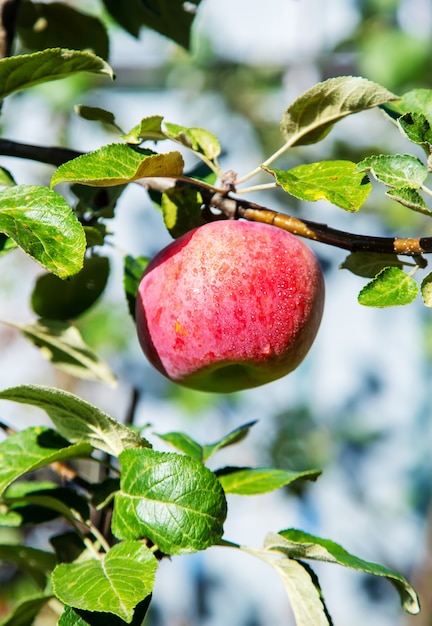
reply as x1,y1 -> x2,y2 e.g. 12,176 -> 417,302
136,220 -> 324,392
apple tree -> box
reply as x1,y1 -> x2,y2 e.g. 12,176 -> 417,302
0,1 -> 429,624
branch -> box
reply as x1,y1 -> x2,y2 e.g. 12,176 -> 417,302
1,137 -> 432,258
144,178 -> 432,258
0,138 -> 81,166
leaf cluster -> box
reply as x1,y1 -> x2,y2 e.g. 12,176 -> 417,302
0,386 -> 419,624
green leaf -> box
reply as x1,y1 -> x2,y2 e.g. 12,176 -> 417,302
101,0 -> 202,50
52,541 -> 157,622
0,185 -> 86,278
6,491 -> 90,529
123,116 -> 166,144
31,256 -> 110,321
75,105 -> 121,133
123,255 -> 149,319
340,252 -> 403,278
0,593 -> 53,626
51,144 -> 184,187
58,600 -> 153,626
154,431 -> 203,460
161,186 -> 205,238
356,154 -> 428,190
217,467 -> 321,495
280,76 -> 397,146
0,166 -> 16,187
112,448 -> 227,554
381,88 -> 432,119
0,426 -> 92,496
0,48 -> 113,100
2,483 -> 89,527
3,319 -> 117,386
385,187 -> 432,215
421,272 -> 432,307
265,529 -> 420,615
164,123 -> 221,159
202,421 -> 257,461
266,161 -> 371,212
17,1 -> 109,60
0,234 -> 17,258
0,385 -> 149,456
358,267 -> 418,307
155,421 -> 258,463
267,557 -> 331,626
398,112 -> 432,151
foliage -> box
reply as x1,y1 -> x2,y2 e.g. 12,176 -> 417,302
0,1 -> 429,624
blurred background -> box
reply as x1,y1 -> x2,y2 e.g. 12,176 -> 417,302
0,0 -> 432,624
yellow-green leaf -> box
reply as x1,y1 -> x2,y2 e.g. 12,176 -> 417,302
51,144 -> 184,187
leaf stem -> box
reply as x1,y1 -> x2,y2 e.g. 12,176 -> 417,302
420,183 -> 432,199
236,182 -> 278,194
86,518 -> 112,554
235,139 -> 293,185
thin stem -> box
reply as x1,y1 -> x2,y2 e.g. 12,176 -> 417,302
2,136 -> 432,258
235,139 -> 293,186
236,182 -> 278,194
87,518 -> 112,553
420,183 -> 432,199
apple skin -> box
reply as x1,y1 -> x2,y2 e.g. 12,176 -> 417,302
136,220 -> 324,393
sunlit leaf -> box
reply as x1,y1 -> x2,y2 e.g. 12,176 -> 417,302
340,252 -> 403,278
265,530 -> 420,614
356,154 -> 427,190
266,161 -> 371,211
385,187 -> 431,215
164,123 -> 221,159
267,558 -> 331,626
51,144 -> 184,187
280,76 -> 397,146
0,426 -> 92,496
52,541 -> 157,622
217,467 -> 321,495
4,318 -> 117,386
0,185 -> 86,278
358,267 -> 418,307
382,88 -> 432,120
0,385 -> 149,456
101,0 -> 202,49
0,166 -> 16,187
398,112 -> 432,153
421,272 -> 432,307
123,116 -> 166,144
0,48 -> 113,99
112,448 -> 227,554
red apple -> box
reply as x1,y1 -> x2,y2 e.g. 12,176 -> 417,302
136,220 -> 324,393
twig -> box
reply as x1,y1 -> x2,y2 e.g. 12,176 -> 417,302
144,178 -> 432,258
1,137 -> 432,258
0,138 -> 81,167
